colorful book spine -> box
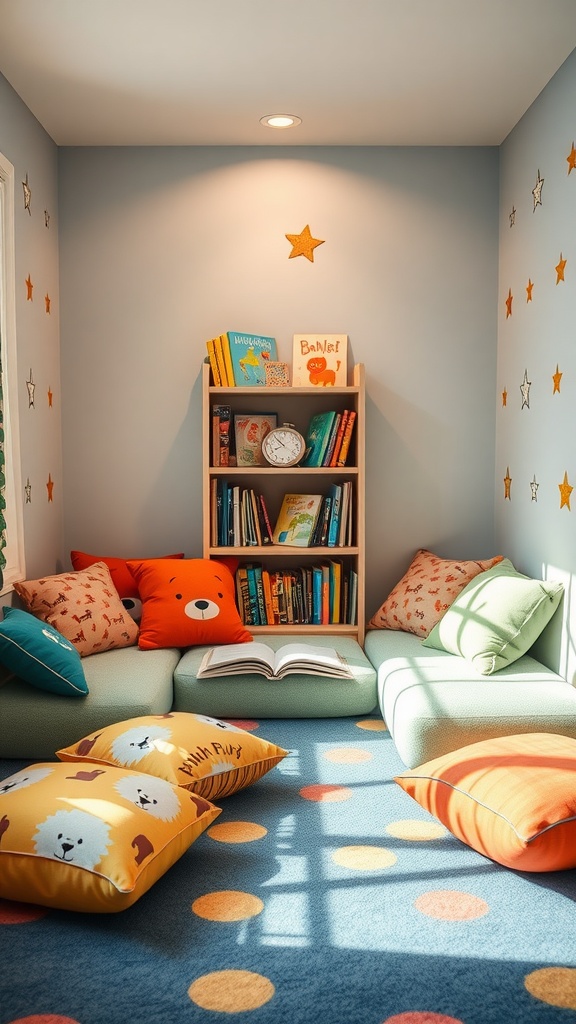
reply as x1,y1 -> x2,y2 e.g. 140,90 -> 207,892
327,484 -> 342,547
213,334 -> 229,386
220,333 -> 236,387
322,412 -> 341,466
258,494 -> 275,544
336,410 -> 357,466
213,405 -> 231,467
329,409 -> 349,466
206,339 -> 222,386
302,411 -> 337,468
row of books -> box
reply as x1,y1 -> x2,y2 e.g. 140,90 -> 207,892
301,408 -> 356,467
206,332 -> 278,388
235,562 -> 358,627
211,484 -> 354,548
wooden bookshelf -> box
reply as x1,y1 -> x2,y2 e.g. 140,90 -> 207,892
202,362 -> 366,643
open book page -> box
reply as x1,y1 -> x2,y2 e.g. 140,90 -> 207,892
197,641 -> 353,679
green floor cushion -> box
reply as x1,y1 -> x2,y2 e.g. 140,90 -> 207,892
364,628 -> 576,768
173,635 -> 378,718
0,645 -> 180,759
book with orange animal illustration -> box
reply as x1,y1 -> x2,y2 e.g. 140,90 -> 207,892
226,332 -> 278,386
234,413 -> 278,466
291,334 -> 348,387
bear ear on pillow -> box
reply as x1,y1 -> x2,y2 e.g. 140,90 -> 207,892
126,557 -> 252,650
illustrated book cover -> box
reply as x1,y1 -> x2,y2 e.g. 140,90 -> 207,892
272,493 -> 323,547
197,641 -> 353,679
226,332 -> 278,386
301,411 -> 338,467
292,334 -> 348,387
234,413 -> 277,466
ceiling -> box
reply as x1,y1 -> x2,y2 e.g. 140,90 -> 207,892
0,0 -> 575,147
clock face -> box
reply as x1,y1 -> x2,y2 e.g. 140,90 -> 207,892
262,427 -> 305,466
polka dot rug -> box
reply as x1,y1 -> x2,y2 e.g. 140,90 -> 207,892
1,716 -> 575,1024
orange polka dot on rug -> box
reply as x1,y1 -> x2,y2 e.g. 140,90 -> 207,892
188,969 -> 275,1012
192,890 -> 264,922
386,819 -> 447,841
207,821 -> 267,844
356,719 -> 387,732
300,784 -> 352,802
414,890 -> 489,921
0,899 -> 48,924
7,1017 -> 81,1024
225,719 -> 259,732
524,966 -> 576,1009
332,845 -> 397,870
323,747 -> 373,764
382,1012 -> 464,1023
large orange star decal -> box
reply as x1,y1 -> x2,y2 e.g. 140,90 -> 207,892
285,225 -> 324,262
559,471 -> 573,510
552,365 -> 562,394
567,142 -> 576,174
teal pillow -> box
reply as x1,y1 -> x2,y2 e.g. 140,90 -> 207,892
0,606 -> 88,696
422,558 -> 563,675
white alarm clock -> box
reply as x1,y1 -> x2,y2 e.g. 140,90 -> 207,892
261,423 -> 306,467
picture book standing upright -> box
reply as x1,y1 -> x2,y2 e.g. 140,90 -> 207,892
226,332 -> 278,386
292,335 -> 348,387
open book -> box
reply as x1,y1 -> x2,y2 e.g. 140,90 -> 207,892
197,641 -> 353,680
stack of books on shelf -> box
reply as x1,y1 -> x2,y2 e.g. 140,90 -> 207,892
235,563 -> 358,628
301,409 -> 356,468
206,332 -> 278,387
211,486 -> 354,549
211,482 -> 274,547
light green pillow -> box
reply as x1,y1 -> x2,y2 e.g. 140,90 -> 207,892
422,558 -> 563,674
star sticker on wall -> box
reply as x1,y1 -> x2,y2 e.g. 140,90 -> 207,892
47,387 -> 53,407
46,474 -> 54,502
567,143 -> 576,174
559,471 -> 573,510
25,478 -> 32,503
504,467 -> 512,500
526,278 -> 533,302
505,288 -> 513,318
502,387 -> 507,407
285,225 -> 325,262
520,369 -> 531,409
553,364 -> 562,393
45,294 -> 51,314
25,274 -> 33,300
555,253 -> 567,283
532,170 -> 544,211
26,369 -> 35,408
22,174 -> 31,214
530,475 -> 539,501
509,206 -> 516,227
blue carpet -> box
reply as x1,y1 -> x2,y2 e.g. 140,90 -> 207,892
1,716 -> 575,1024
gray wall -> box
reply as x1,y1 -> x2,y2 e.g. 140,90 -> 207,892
0,73 -> 63,583
497,49 -> 576,680
57,146 -> 499,620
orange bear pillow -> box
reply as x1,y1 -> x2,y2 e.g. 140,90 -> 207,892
70,550 -> 185,598
127,557 -> 251,650
368,548 -> 504,638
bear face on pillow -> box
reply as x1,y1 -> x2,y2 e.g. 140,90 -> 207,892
126,557 -> 251,650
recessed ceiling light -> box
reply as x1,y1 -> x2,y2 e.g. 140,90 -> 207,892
260,114 -> 302,129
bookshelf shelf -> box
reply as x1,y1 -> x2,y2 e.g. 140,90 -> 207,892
202,361 -> 365,643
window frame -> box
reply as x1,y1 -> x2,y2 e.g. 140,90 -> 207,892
0,150 -> 26,594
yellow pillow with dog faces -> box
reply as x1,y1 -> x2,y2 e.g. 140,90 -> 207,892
57,711 -> 288,801
0,761 -> 220,913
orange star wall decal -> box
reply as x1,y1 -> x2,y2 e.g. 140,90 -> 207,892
505,288 -> 513,318
526,278 -> 533,302
502,387 -> 507,407
46,474 -> 54,502
47,387 -> 53,407
559,471 -> 573,510
45,294 -> 51,314
504,467 -> 512,500
567,142 -> 576,174
555,253 -> 567,283
25,274 -> 33,300
553,365 -> 562,393
285,225 -> 325,262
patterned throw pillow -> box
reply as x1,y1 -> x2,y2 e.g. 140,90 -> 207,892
14,562 -> 139,657
57,711 -> 288,801
368,548 -> 504,638
0,606 -> 88,696
0,761 -> 220,912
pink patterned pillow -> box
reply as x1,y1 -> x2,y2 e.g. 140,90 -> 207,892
14,562 -> 139,657
368,548 -> 504,638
